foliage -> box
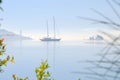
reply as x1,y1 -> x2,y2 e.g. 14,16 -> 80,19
12,74 -> 29,80
0,0 -> 2,4
0,38 -> 15,72
35,60 -> 51,80
77,0 -> 120,80
12,60 -> 51,80
0,0 -> 3,11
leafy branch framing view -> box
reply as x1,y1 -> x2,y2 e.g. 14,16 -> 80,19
76,0 -> 120,80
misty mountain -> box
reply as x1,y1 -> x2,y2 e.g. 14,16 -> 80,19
0,29 -> 32,40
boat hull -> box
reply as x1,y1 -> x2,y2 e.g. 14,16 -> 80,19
40,38 -> 61,41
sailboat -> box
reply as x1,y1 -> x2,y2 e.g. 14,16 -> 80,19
40,17 -> 61,41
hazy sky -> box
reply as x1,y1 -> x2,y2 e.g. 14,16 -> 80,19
0,0 -> 119,40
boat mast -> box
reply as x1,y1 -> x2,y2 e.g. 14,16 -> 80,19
53,16 -> 56,39
46,20 -> 49,38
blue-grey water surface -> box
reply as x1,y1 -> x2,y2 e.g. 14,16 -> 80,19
0,40 -> 105,80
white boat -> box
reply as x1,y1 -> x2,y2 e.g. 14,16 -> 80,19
40,17 -> 61,41
40,37 -> 61,41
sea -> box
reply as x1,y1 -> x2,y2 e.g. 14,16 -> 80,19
0,40 -> 105,80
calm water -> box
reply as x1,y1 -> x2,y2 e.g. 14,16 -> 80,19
0,40 -> 105,80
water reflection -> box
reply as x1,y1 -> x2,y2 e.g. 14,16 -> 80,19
44,41 -> 57,80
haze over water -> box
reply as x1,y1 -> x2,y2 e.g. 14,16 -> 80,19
0,40 -> 104,80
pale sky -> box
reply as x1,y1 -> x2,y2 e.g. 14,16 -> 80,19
0,0 -> 119,40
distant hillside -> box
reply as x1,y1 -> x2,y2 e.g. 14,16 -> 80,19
0,29 -> 32,40
89,34 -> 104,40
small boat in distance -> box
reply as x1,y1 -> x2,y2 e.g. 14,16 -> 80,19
40,17 -> 61,41
40,37 -> 61,41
